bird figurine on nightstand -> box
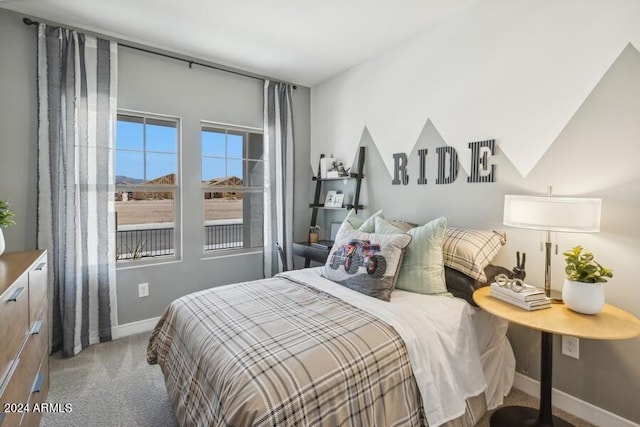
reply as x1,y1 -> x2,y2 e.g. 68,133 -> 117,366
512,251 -> 526,280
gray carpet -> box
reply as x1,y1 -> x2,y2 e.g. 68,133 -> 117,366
42,332 -> 594,427
42,332 -> 177,427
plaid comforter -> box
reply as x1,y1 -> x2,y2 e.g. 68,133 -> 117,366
147,275 -> 425,427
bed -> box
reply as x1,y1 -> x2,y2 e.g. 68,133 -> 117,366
147,266 -> 515,427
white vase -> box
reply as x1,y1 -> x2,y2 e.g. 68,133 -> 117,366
0,228 -> 5,256
562,278 -> 605,314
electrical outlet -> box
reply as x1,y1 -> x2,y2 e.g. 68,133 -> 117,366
138,282 -> 149,298
562,335 -> 579,359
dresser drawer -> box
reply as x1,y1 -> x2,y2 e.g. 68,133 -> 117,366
0,274 -> 30,388
0,317 -> 48,425
21,351 -> 49,427
27,258 -> 47,330
0,357 -> 31,427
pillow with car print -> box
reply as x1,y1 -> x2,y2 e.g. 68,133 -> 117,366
322,229 -> 412,301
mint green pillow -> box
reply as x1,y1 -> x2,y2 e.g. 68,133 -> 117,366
375,216 -> 449,294
335,209 -> 383,240
358,209 -> 382,233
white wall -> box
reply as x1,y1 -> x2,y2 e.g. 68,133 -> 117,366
311,0 -> 640,423
312,0 -> 640,178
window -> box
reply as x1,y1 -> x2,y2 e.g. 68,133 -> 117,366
201,124 -> 263,253
115,113 -> 179,262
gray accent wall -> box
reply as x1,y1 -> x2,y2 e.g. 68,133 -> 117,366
116,47 -> 311,324
0,10 -> 38,252
0,8 -> 311,325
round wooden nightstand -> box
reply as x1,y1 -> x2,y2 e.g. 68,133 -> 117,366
473,286 -> 640,427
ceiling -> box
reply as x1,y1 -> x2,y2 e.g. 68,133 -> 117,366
0,0 -> 478,86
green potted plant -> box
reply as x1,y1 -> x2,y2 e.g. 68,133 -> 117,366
562,245 -> 613,314
0,200 -> 16,256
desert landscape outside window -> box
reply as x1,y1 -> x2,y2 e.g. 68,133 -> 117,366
201,124 -> 264,253
114,113 -> 179,262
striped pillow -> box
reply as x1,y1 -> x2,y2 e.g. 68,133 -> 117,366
443,227 -> 506,282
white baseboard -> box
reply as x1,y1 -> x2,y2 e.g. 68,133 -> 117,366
513,373 -> 639,427
112,316 -> 160,339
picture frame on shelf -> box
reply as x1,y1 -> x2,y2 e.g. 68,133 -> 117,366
332,193 -> 344,208
324,190 -> 337,207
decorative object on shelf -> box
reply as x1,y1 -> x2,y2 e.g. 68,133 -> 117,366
319,156 -> 330,179
0,200 -> 16,256
327,158 -> 350,178
324,190 -> 337,207
332,193 -> 345,208
512,251 -> 527,280
301,147 -> 366,268
503,186 -> 601,299
309,225 -> 321,243
562,245 -> 612,314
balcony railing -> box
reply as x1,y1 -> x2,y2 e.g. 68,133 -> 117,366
116,221 -> 245,260
204,221 -> 243,251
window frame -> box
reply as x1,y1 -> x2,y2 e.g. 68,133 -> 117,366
115,109 -> 182,267
200,121 -> 264,256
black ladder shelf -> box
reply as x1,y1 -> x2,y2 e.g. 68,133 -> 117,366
309,146 -> 366,233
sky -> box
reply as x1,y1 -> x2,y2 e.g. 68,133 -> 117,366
115,120 -> 245,182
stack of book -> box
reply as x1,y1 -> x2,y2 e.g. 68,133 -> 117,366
490,282 -> 551,311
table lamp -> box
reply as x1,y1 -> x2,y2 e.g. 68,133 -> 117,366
503,188 -> 601,298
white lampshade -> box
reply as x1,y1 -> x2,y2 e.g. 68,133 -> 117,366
503,195 -> 601,233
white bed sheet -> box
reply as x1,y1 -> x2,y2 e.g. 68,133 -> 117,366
281,267 -> 507,427
471,306 -> 515,409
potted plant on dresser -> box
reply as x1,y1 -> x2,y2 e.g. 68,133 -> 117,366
0,200 -> 16,255
562,245 -> 613,314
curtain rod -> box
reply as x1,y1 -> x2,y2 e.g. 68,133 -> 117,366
22,17 -> 297,89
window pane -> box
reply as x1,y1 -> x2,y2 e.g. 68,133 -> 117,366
203,191 -> 242,222
115,191 -> 175,260
201,125 -> 264,254
246,133 -> 264,161
116,151 -> 144,182
146,152 -> 177,182
245,160 -> 264,187
116,120 -> 144,151
146,122 -> 177,153
202,130 -> 226,157
203,191 -> 262,251
243,191 -> 264,248
227,159 -> 243,180
202,157 -> 226,182
227,133 -> 243,159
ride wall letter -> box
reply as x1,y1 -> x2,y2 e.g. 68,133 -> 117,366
392,140 -> 496,185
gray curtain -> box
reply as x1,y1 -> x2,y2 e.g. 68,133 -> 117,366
263,81 -> 295,276
37,24 -> 117,357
